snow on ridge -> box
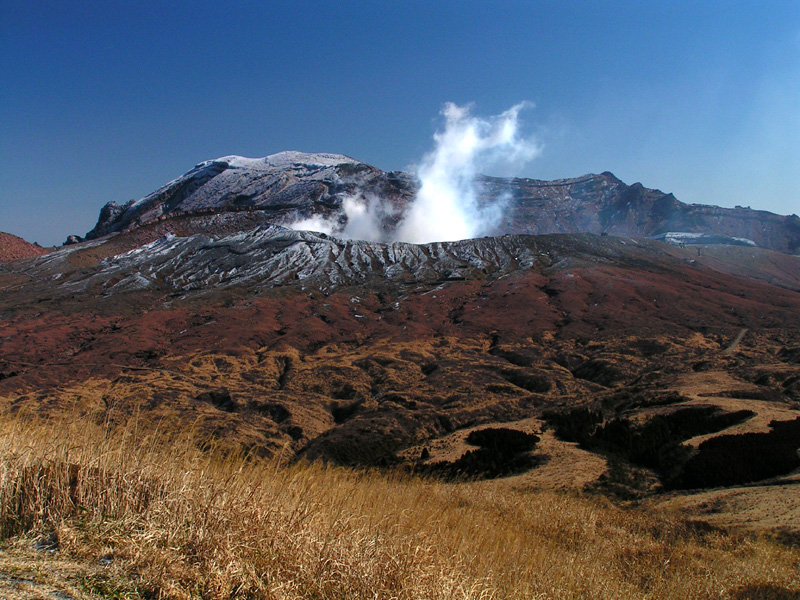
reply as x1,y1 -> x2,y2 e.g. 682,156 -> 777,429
652,232 -> 757,247
207,151 -> 360,171
731,236 -> 758,246
92,151 -> 365,236
265,151 -> 359,167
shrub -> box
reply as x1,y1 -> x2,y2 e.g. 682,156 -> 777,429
426,428 -> 541,480
543,406 -> 756,488
675,417 -> 800,489
542,407 -> 603,444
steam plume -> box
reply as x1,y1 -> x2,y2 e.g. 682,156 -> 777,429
395,102 -> 540,243
289,193 -> 392,242
289,102 -> 540,243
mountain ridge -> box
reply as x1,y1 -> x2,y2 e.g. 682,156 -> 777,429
3,151 -> 800,526
75,152 -> 800,254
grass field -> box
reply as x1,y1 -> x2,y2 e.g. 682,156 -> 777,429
1,410 -> 799,599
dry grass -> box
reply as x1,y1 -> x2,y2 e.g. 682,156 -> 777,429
0,410 -> 799,599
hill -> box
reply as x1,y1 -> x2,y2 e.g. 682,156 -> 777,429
3,222 -> 800,520
0,232 -> 49,262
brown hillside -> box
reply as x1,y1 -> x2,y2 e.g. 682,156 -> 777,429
1,228 -> 800,534
0,232 -> 49,262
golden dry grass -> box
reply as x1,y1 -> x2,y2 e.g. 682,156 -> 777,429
1,410 -> 799,599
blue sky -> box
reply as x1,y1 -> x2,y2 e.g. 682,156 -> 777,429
2,1 -> 798,246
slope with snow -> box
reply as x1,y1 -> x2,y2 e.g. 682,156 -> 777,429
78,152 -> 800,254
85,151 -> 414,240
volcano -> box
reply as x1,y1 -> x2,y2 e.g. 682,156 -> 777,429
77,152 -> 800,254
3,152 -> 800,531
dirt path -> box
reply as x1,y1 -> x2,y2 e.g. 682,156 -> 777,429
725,328 -> 749,355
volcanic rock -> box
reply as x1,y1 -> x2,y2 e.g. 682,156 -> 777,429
84,152 -> 415,240
82,152 -> 800,254
64,235 -> 84,245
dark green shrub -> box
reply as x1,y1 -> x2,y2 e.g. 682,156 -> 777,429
675,417 -> 800,489
542,407 -> 603,443
466,427 -> 539,454
543,405 -> 757,489
425,428 -> 541,480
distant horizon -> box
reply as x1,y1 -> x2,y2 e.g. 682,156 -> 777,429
2,1 -> 798,246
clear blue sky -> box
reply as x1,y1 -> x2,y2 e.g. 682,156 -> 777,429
2,0 -> 798,245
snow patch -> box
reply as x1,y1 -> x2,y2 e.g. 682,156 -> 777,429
651,232 -> 757,247
213,151 -> 358,171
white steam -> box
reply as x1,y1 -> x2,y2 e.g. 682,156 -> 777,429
396,102 -> 540,243
339,194 -> 396,242
289,194 -> 394,242
289,215 -> 337,236
288,102 -> 540,243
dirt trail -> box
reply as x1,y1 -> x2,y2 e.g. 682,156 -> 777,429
724,328 -> 749,355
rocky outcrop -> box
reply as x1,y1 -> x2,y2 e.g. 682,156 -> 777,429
87,199 -> 136,239
63,235 -> 84,245
479,172 -> 800,253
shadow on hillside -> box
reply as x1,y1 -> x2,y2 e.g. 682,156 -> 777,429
539,406 -> 800,492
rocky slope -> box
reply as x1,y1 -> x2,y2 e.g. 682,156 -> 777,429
78,151 -> 800,254
480,173 -> 800,253
7,223 -> 800,305
83,152 -> 415,241
0,232 -> 49,262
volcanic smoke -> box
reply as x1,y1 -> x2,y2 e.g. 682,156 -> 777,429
289,102 -> 540,243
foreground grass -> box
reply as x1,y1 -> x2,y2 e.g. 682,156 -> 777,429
0,413 -> 798,599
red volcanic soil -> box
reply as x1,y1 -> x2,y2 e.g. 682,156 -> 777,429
1,246 -> 799,452
2,258 -> 798,392
0,232 -> 50,262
